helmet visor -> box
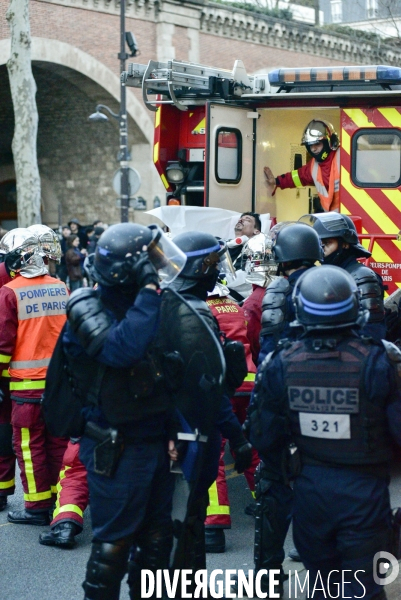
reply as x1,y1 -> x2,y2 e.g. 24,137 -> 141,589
302,123 -> 327,145
218,240 -> 236,279
147,224 -> 187,284
299,213 -> 347,237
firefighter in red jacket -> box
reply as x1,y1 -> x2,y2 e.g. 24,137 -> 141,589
264,119 -> 340,212
0,230 -> 53,511
204,279 -> 259,553
0,228 -> 69,525
0,247 -> 19,512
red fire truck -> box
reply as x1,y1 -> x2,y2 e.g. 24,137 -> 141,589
123,60 -> 401,295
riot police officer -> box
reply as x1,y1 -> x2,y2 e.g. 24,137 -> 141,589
250,223 -> 322,593
167,231 -> 253,573
299,211 -> 386,341
249,265 -> 401,600
63,223 -> 187,600
259,222 -> 323,362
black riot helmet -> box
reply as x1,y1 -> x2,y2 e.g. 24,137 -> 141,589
167,230 -> 233,294
92,223 -> 186,287
272,223 -> 323,266
93,223 -> 152,287
293,265 -> 366,330
298,212 -> 371,260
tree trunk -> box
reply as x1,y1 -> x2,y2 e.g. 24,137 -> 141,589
6,0 -> 41,227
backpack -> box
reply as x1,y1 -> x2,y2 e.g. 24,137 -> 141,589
41,323 -> 85,438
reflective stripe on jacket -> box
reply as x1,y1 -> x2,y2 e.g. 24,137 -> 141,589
4,275 -> 68,381
310,147 -> 340,212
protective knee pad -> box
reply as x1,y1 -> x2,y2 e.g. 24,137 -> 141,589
0,423 -> 13,456
83,540 -> 131,600
128,528 -> 173,600
141,526 -> 174,571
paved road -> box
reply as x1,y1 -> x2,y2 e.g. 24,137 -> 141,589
1,457 -> 401,599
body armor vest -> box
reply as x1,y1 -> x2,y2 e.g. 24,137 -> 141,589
66,339 -> 174,428
283,336 -> 392,467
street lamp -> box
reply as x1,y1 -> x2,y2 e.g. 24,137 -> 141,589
88,0 -> 138,223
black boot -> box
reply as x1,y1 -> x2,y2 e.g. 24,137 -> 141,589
0,496 -> 8,511
205,528 -> 225,553
39,521 -> 81,549
8,509 -> 50,526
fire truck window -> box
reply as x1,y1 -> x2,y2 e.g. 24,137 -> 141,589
352,130 -> 401,188
215,128 -> 242,183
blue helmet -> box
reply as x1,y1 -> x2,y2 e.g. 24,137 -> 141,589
293,265 -> 366,330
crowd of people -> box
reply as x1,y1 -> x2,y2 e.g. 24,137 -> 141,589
0,120 -> 401,600
56,218 -> 107,289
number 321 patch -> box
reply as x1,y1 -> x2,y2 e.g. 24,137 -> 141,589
299,413 -> 350,439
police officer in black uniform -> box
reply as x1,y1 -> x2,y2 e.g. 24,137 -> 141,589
247,223 -> 323,594
167,231 -> 253,577
299,211 -> 386,341
250,265 -> 401,600
63,223 -> 186,600
259,222 -> 323,363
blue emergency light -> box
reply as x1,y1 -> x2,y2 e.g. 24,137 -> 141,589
268,66 -> 401,88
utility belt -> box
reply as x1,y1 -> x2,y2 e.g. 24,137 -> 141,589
84,421 -> 165,477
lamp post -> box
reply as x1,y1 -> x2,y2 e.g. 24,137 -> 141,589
89,0 -> 138,223
118,0 -> 130,223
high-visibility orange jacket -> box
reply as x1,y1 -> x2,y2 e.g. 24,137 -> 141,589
0,274 -> 68,398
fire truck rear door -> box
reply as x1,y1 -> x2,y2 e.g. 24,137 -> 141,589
206,103 -> 255,212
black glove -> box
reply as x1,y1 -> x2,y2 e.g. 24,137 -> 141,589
133,252 -> 159,289
232,440 -> 253,474
5,248 -> 30,275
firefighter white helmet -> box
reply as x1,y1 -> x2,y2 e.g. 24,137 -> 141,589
27,224 -> 62,262
0,227 -> 48,278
